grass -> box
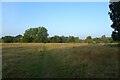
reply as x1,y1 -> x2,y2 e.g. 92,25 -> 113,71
2,43 -> 119,78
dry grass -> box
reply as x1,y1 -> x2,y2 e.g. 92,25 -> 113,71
2,43 -> 119,78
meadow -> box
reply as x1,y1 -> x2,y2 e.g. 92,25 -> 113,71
2,43 -> 119,78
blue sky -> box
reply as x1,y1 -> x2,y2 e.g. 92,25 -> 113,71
2,2 -> 112,39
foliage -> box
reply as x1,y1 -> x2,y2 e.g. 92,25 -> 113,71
22,26 -> 49,43
50,35 -> 61,43
1,35 -> 23,43
13,35 -> 23,42
1,26 -> 116,43
49,36 -> 80,43
37,27 -> 49,43
2,36 -> 14,43
93,35 -> 114,43
86,36 -> 93,43
109,2 -> 120,41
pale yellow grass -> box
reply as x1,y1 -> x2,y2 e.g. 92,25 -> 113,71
2,43 -> 88,50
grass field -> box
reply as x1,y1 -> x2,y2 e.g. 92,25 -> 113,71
2,43 -> 119,78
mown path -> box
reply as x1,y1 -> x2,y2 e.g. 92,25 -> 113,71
39,45 -> 69,78
39,45 -> 60,78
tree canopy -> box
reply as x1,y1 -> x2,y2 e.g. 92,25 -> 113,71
22,27 -> 49,43
2,36 -> 14,43
109,1 -> 120,41
86,36 -> 93,43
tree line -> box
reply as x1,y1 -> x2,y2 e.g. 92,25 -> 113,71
1,26 -> 116,43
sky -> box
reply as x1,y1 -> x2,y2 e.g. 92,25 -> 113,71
2,2 -> 113,39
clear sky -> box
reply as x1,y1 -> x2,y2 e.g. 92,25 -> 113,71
2,2 -> 112,39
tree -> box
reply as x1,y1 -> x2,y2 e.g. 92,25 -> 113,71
64,36 -> 69,43
59,36 -> 65,43
2,36 -> 14,43
13,34 -> 23,42
22,34 -> 33,43
86,36 -> 92,40
101,35 -> 108,43
109,1 -> 120,41
93,38 -> 100,43
108,37 -> 114,43
50,35 -> 60,43
23,26 -> 49,43
69,36 -> 75,43
86,36 -> 93,43
23,28 -> 37,42
37,27 -> 49,43
74,37 -> 80,43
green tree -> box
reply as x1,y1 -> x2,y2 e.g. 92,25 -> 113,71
50,35 -> 60,43
22,36 -> 33,43
109,2 -> 120,41
2,36 -> 14,43
64,36 -> 69,43
101,35 -> 108,43
13,34 -> 23,42
69,36 -> 75,43
37,27 -> 49,43
86,36 -> 93,43
74,37 -> 80,43
108,37 -> 114,43
23,28 -> 37,42
23,26 -> 48,43
93,38 -> 100,43
59,36 -> 65,43
86,36 -> 92,40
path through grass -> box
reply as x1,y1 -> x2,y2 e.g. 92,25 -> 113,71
2,43 -> 119,78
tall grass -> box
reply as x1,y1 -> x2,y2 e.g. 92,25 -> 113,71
2,43 -> 118,78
